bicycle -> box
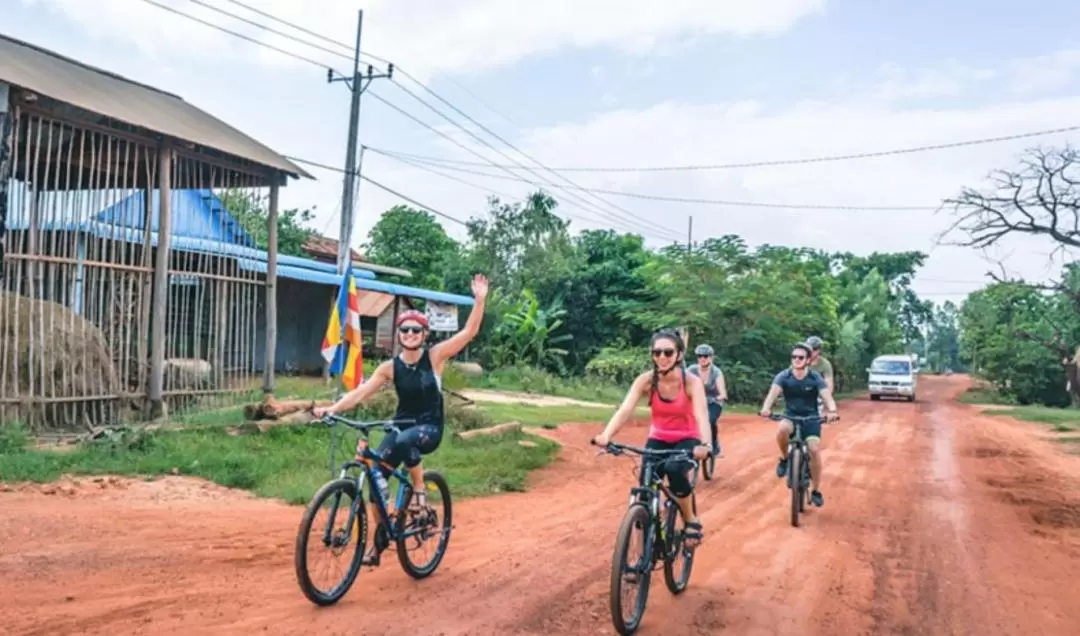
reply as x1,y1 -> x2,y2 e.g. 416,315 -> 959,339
763,412 -> 838,527
593,440 -> 703,635
294,413 -> 453,606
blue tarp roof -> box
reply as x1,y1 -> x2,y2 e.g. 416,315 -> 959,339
5,188 -> 474,305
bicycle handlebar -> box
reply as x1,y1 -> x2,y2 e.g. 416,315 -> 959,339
762,413 -> 840,422
589,438 -> 699,461
316,412 -> 416,435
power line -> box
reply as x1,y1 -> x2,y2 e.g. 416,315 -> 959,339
137,0 -> 334,70
365,89 -> 683,240
185,0 -> 353,63
285,155 -> 468,226
148,0 -> 679,240
365,124 -> 1080,173
385,77 -> 671,236
370,149 -> 936,211
213,0 -> 680,237
220,0 -> 523,129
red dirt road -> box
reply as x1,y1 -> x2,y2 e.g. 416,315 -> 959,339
2,375 -> 1079,635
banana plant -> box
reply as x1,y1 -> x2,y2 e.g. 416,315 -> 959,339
490,289 -> 573,369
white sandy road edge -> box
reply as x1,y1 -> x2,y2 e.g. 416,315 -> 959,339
456,389 -> 614,409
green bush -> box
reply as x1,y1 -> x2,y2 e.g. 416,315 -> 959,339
585,346 -> 643,386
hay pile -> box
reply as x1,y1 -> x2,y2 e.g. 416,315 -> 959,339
0,290 -> 122,432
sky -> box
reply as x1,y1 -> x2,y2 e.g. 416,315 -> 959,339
6,0 -> 1080,302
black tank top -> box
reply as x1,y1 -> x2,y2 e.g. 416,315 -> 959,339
392,349 -> 444,429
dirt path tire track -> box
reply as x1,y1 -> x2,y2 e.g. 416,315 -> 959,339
1,376 -> 1078,635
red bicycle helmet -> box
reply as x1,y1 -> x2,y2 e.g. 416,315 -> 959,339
395,309 -> 430,329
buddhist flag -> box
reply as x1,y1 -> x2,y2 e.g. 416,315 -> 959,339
321,269 -> 364,390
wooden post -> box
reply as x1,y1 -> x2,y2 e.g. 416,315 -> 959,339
147,144 -> 173,419
262,179 -> 279,394
212,279 -> 227,388
26,186 -> 40,299
136,186 -> 153,400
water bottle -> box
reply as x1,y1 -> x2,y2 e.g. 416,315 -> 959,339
372,469 -> 390,503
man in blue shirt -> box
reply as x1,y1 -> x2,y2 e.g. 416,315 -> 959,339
759,342 -> 839,508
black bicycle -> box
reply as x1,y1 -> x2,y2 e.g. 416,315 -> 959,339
763,413 -> 837,527
294,414 -> 453,606
594,440 -> 702,635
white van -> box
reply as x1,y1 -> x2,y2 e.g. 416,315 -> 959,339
867,354 -> 917,402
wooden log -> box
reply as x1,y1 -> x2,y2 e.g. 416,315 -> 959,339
457,421 -> 522,440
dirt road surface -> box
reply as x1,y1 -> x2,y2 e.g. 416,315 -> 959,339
2,375 -> 1079,635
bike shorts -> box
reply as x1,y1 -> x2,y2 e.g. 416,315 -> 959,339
780,414 -> 822,443
368,424 -> 443,502
645,437 -> 699,498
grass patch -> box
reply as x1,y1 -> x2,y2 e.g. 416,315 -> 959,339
984,405 -> 1080,431
0,422 -> 558,503
984,405 -> 1080,432
958,386 -> 1016,406
465,365 -> 628,404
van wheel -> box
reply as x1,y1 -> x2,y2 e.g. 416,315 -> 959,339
870,395 -> 880,401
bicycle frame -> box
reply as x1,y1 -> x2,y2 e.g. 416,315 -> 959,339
605,443 -> 699,568
318,415 -> 425,546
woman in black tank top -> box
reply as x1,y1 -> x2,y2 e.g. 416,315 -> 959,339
319,275 -> 489,510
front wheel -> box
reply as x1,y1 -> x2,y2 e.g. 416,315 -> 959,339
294,478 -> 367,606
701,453 -> 716,481
395,470 -> 453,579
662,499 -> 695,595
610,504 -> 653,635
789,449 -> 802,528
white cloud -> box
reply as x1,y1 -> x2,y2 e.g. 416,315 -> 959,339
362,89 -> 1080,302
867,49 -> 1080,104
19,0 -> 826,80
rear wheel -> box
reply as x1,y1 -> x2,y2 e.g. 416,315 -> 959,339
395,470 -> 453,579
294,479 -> 367,606
610,504 -> 652,635
789,449 -> 802,528
662,499 -> 695,595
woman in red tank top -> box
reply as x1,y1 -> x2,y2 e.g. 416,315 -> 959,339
593,329 -> 713,546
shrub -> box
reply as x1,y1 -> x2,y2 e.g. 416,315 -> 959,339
585,347 -> 643,386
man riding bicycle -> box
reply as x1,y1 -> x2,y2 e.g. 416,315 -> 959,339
804,335 -> 833,415
687,344 -> 727,456
759,342 -> 839,508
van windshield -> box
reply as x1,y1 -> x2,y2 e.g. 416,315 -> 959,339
871,360 -> 911,375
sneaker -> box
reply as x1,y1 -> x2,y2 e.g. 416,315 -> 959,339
810,490 -> 824,507
775,457 -> 788,479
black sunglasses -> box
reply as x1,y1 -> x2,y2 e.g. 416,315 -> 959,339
791,354 -> 807,360
398,325 -> 424,335
652,348 -> 676,358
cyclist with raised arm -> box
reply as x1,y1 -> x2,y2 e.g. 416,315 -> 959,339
315,274 -> 489,515
759,342 -> 839,508
687,343 -> 727,456
593,329 -> 712,547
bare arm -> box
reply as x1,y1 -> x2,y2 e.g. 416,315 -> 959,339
326,361 -> 393,414
430,275 -> 488,369
760,384 -> 782,413
820,387 -> 838,413
597,373 -> 650,441
716,371 -> 728,402
687,374 -> 711,443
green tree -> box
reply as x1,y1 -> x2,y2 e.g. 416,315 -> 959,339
364,205 -> 460,290
219,189 -> 316,257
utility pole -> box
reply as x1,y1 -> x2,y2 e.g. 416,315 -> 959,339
687,216 -> 693,255
327,9 -> 393,274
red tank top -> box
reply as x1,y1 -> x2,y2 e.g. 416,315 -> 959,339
648,373 -> 698,443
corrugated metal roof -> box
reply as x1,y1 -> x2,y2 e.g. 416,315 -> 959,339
0,33 -> 312,180
355,291 -> 395,317
239,260 -> 474,306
